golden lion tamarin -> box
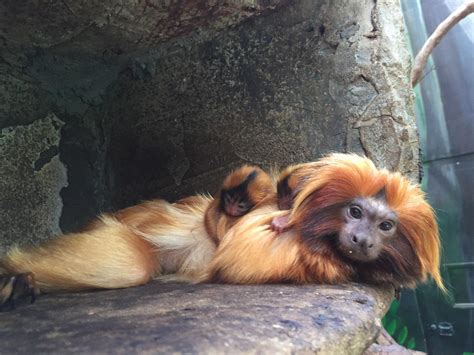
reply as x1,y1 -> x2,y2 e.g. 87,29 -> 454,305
0,154 -> 444,310
207,154 -> 444,292
204,165 -> 274,244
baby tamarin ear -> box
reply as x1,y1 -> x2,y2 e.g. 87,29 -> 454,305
204,165 -> 275,244
276,164 -> 304,210
272,163 -> 319,232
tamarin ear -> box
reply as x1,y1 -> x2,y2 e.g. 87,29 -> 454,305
277,174 -> 294,210
374,186 -> 387,201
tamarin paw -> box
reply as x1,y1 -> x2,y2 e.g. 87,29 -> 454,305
270,215 -> 290,234
0,273 -> 39,312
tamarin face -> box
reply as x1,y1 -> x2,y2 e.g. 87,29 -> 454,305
291,155 -> 438,288
219,167 -> 274,217
338,197 -> 398,262
220,171 -> 257,216
296,190 -> 425,287
205,165 -> 274,244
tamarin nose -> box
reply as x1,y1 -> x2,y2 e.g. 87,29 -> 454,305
351,234 -> 373,249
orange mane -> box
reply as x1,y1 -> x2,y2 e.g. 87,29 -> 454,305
290,153 -> 445,291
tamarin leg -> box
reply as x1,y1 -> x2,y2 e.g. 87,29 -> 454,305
270,215 -> 290,233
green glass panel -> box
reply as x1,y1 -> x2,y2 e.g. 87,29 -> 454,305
406,337 -> 416,350
397,326 -> 408,345
386,319 -> 398,336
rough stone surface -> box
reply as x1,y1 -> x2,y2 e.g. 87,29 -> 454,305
0,1 -> 286,57
0,114 -> 67,252
0,1 -> 417,250
0,282 -> 393,354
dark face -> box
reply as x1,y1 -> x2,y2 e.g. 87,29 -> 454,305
221,191 -> 253,216
220,170 -> 258,217
338,197 -> 398,262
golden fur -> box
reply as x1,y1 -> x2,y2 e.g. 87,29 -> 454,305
205,204 -> 354,284
0,153 -> 445,296
206,154 -> 445,291
1,196 -> 214,292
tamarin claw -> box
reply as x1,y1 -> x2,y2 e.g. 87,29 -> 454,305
0,273 -> 39,312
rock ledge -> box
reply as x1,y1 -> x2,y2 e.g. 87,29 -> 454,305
0,281 -> 393,354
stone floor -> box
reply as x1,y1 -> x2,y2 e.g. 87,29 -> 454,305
0,281 -> 393,354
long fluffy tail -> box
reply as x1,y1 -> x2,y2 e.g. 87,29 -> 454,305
1,215 -> 157,292
0,195 -> 215,293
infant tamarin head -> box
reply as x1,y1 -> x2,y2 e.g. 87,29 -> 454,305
289,153 -> 445,290
220,165 -> 274,217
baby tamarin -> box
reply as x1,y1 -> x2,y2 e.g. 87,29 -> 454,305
0,154 -> 445,311
204,165 -> 274,244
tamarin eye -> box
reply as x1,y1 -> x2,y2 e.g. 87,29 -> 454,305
379,221 -> 393,231
349,206 -> 362,219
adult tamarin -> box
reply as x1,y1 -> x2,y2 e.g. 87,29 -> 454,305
0,154 -> 445,310
206,154 -> 445,291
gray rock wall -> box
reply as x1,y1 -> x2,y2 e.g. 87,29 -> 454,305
0,0 -> 417,250
0,114 -> 67,251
